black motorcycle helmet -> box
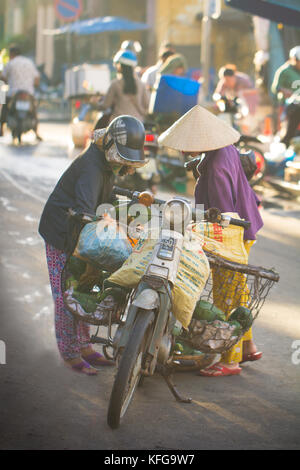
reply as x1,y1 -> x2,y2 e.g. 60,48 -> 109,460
103,115 -> 146,167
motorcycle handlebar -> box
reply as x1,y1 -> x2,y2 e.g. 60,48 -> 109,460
112,186 -> 166,205
112,186 -> 251,230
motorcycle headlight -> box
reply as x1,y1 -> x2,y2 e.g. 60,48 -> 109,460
163,198 -> 191,232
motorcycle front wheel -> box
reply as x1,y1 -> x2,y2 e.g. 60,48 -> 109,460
107,309 -> 155,429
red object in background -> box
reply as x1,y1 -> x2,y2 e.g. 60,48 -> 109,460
75,100 -> 81,109
54,0 -> 83,23
254,151 -> 265,173
18,92 -> 30,100
145,134 -> 155,143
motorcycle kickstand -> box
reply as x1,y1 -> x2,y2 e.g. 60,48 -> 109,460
157,364 -> 192,404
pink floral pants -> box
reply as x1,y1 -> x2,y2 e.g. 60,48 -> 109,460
46,243 -> 91,360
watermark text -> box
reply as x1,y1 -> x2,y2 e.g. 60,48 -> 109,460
291,340 -> 300,365
0,340 -> 6,365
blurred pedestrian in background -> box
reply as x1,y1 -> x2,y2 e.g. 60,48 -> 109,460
158,53 -> 187,78
99,49 -> 150,124
142,43 -> 175,91
271,46 -> 300,147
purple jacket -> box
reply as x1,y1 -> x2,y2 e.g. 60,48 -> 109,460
194,145 -> 263,240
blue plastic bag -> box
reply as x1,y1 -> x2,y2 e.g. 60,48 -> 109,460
75,220 -> 132,272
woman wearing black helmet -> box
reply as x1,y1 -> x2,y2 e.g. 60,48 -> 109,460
39,116 -> 146,375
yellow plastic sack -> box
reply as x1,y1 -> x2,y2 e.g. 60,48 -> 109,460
108,229 -> 210,329
195,214 -> 253,364
195,212 -> 248,264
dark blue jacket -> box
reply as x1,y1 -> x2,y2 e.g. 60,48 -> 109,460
39,143 -> 115,254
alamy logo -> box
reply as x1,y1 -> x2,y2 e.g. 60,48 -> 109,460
0,340 -> 6,365
0,80 -> 6,105
291,340 -> 300,365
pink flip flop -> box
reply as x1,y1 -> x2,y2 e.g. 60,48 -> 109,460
197,363 -> 242,377
82,352 -> 115,367
69,359 -> 98,376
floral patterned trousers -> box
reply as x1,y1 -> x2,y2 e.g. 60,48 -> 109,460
45,243 -> 91,360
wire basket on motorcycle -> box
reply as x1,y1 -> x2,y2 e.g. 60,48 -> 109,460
181,252 -> 279,354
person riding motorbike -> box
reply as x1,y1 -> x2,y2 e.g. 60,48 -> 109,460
0,44 -> 42,140
39,115 -> 147,375
158,105 -> 263,377
271,45 -> 300,147
214,64 -> 254,100
214,64 -> 258,129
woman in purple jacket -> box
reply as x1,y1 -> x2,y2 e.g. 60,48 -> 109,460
158,105 -> 263,377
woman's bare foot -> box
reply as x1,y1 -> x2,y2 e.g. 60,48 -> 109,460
198,361 -> 241,377
81,347 -> 115,367
65,356 -> 98,375
241,340 -> 262,363
243,340 -> 257,356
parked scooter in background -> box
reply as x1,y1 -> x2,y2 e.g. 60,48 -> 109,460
7,90 -> 37,145
70,96 -> 103,148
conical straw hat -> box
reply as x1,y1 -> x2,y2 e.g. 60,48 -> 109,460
158,104 -> 240,152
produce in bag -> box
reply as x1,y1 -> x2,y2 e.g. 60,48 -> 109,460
193,300 -> 226,322
173,339 -> 217,371
108,228 -> 210,329
188,305 -> 253,353
64,287 -> 119,325
74,218 -> 132,272
229,306 -> 253,330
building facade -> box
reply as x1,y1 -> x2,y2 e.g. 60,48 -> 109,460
0,0 -> 267,87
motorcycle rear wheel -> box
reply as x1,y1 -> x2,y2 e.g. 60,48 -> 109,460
107,309 -> 155,429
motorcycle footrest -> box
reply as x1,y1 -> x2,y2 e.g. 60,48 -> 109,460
90,336 -> 111,346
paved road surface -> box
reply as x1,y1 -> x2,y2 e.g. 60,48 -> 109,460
0,124 -> 299,450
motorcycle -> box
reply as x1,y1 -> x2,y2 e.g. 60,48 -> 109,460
142,114 -> 190,194
7,90 -> 38,144
214,94 -> 267,187
64,186 -> 279,429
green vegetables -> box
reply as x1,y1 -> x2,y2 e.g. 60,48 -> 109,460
72,291 -> 100,313
229,306 -> 253,331
174,340 -> 204,356
192,301 -> 253,338
193,300 -> 226,322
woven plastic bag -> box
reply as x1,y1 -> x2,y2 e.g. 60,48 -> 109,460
74,218 -> 132,272
108,228 -> 210,329
195,213 -> 248,264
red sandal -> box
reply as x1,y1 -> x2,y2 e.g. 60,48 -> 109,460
197,363 -> 242,377
240,351 -> 262,364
